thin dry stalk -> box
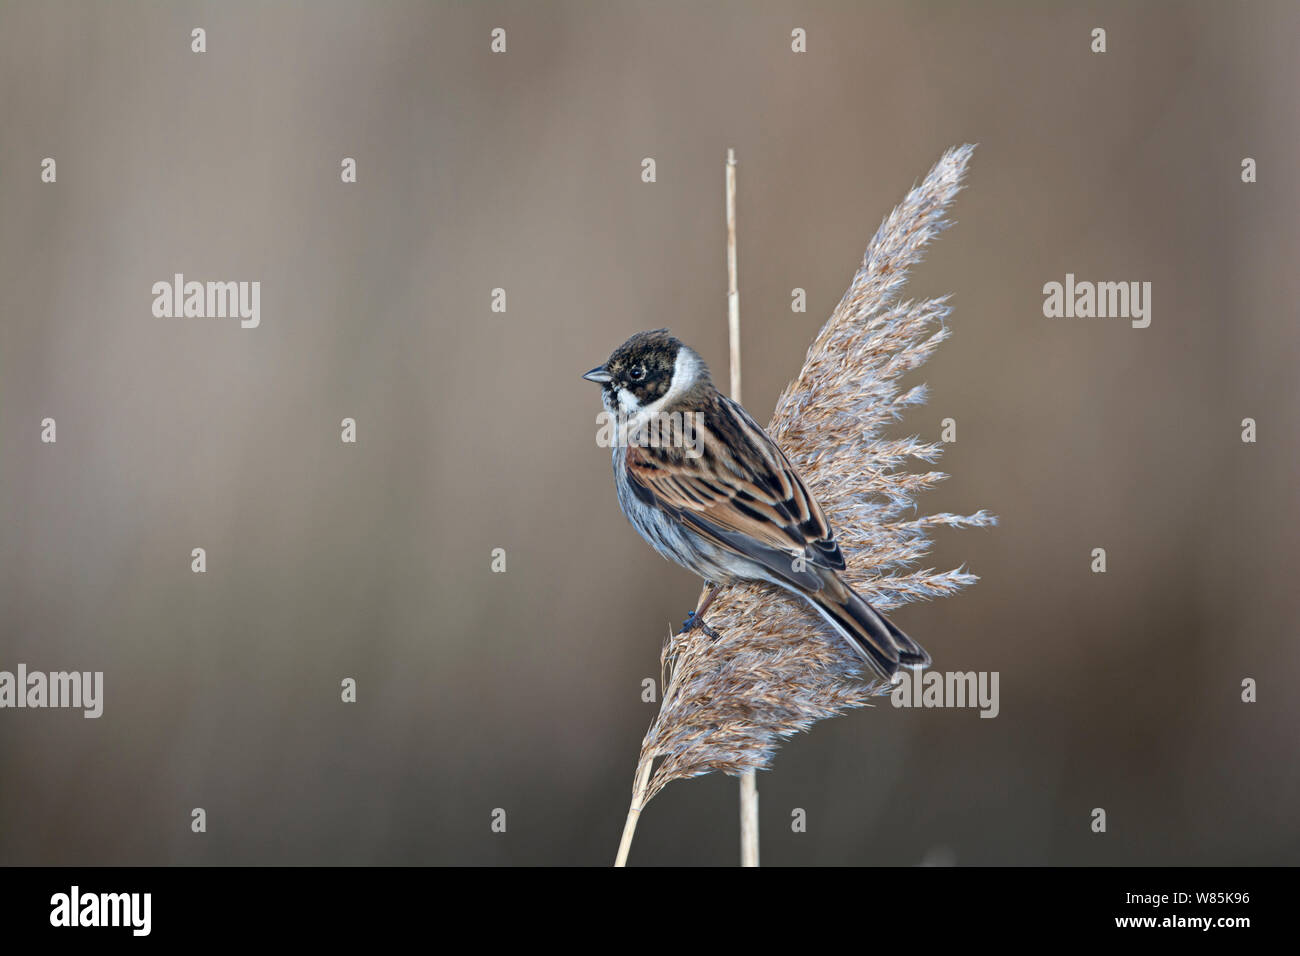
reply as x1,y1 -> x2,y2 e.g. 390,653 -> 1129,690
724,146 -> 760,868
614,757 -> 652,868
726,147 -> 742,405
739,771 -> 759,866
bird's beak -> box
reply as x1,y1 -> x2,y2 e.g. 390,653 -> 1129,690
582,365 -> 613,384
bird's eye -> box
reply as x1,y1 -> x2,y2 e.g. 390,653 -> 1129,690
629,365 -> 647,381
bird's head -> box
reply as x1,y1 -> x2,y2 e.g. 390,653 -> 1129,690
583,329 -> 710,416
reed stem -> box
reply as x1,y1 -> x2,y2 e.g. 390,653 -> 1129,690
726,147 -> 759,868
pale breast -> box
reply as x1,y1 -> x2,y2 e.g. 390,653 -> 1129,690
611,445 -> 748,584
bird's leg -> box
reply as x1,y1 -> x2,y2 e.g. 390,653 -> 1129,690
681,583 -> 722,639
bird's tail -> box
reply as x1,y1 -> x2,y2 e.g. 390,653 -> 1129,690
802,574 -> 930,681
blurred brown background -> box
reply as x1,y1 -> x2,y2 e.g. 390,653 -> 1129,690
1,1 -> 1296,866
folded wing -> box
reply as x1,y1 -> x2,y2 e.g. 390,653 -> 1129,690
624,397 -> 844,591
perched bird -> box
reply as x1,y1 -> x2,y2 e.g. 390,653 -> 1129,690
584,329 -> 929,681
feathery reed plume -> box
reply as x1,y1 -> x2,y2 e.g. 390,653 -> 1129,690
615,145 -> 994,862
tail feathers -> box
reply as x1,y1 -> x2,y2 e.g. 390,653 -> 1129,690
877,605 -> 931,668
805,582 -> 930,681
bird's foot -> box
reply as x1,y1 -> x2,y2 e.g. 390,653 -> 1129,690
681,610 -> 721,640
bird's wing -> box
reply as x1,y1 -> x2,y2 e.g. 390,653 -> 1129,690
624,396 -> 845,588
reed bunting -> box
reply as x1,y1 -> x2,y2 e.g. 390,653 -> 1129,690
584,329 -> 929,681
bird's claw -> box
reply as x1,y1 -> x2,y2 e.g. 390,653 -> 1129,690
681,610 -> 721,640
